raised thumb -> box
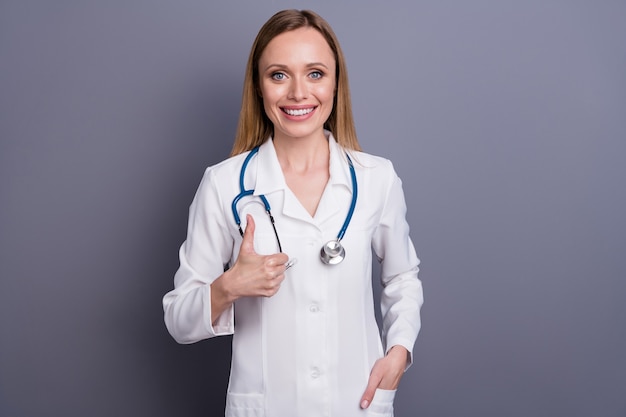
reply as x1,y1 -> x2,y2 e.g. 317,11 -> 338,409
240,214 -> 256,254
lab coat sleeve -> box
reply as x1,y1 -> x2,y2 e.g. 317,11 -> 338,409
372,161 -> 424,368
163,167 -> 235,344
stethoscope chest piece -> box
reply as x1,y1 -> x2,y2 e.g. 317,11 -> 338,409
320,240 -> 345,265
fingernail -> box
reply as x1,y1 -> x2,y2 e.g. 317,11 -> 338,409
360,400 -> 369,409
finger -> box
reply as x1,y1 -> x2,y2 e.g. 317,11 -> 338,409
266,263 -> 287,282
266,252 -> 289,268
262,270 -> 286,297
239,214 -> 256,255
360,370 -> 382,409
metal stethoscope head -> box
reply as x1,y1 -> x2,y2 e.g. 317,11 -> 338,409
232,145 -> 357,265
320,240 -> 345,265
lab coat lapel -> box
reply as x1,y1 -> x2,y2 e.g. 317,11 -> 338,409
253,139 -> 284,197
312,134 -> 353,225
254,139 -> 311,222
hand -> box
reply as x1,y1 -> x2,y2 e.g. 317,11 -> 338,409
360,345 -> 409,409
219,214 -> 290,300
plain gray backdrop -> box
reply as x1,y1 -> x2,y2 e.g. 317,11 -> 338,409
1,1 -> 625,416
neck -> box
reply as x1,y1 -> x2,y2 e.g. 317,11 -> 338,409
273,131 -> 329,173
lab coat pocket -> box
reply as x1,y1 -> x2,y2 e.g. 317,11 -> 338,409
366,388 -> 396,416
225,392 -> 265,417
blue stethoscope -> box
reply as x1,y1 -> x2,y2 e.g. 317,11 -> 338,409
231,146 -> 358,265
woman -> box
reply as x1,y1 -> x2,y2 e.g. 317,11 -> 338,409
163,9 -> 423,417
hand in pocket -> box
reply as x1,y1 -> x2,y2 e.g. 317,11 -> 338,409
360,345 -> 408,410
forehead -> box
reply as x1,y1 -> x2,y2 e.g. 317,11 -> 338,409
259,27 -> 335,68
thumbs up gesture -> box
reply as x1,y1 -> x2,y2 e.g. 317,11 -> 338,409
228,214 -> 290,298
211,214 -> 290,320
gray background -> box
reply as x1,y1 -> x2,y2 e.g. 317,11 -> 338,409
1,1 -> 625,416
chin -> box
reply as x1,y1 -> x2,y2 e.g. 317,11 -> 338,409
277,129 -> 324,141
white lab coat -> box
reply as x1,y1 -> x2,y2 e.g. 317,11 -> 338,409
163,132 -> 423,417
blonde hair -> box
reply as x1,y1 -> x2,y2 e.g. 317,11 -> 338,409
230,9 -> 360,156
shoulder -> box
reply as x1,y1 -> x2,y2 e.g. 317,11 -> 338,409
192,151 -> 252,201
343,149 -> 405,202
348,149 -> 398,177
203,151 -> 250,177
329,131 -> 395,175
196,150 -> 255,194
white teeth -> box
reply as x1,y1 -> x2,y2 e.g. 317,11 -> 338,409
284,107 -> 314,116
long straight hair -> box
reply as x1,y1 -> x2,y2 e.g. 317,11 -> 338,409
230,9 -> 360,156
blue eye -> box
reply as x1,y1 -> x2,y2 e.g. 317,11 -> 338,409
309,71 -> 323,79
271,72 -> 286,81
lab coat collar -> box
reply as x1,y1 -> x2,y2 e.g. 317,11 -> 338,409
253,131 -> 354,223
253,131 -> 353,196
253,139 -> 286,196
327,131 -> 353,191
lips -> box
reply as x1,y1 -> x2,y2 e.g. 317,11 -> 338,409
281,106 -> 316,116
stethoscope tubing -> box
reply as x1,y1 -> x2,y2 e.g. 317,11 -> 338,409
337,153 -> 357,242
231,145 -> 357,263
231,147 -> 271,228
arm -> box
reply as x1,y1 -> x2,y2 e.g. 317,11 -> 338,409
163,169 -> 288,344
361,161 -> 424,408
162,168 -> 236,343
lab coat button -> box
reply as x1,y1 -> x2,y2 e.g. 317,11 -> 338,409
310,367 -> 320,378
309,304 -> 319,313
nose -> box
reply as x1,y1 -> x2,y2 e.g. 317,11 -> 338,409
287,77 -> 308,101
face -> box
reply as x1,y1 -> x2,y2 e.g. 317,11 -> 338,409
258,27 -> 336,143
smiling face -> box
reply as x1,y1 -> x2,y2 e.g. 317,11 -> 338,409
258,27 -> 337,144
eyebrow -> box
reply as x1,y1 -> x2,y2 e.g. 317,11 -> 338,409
262,62 -> 331,72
